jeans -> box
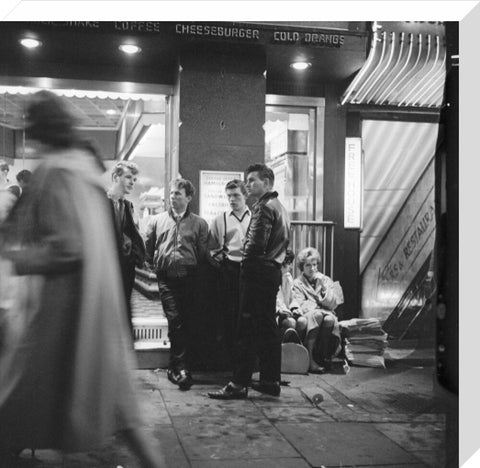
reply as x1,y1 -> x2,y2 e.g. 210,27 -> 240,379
219,259 -> 241,361
157,272 -> 196,372
233,261 -> 282,386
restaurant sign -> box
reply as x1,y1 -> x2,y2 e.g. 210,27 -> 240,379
344,137 -> 364,229
30,22 -> 356,49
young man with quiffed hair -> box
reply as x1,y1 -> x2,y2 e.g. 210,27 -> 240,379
107,160 -> 146,336
209,163 -> 290,399
145,178 -> 208,391
208,179 -> 251,363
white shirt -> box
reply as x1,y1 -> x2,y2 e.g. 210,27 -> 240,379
171,209 -> 187,222
209,208 -> 251,262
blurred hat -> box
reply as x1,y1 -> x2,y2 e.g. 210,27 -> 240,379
25,90 -> 80,148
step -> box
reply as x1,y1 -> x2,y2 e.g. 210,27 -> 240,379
132,316 -> 168,341
135,342 -> 170,369
133,316 -> 170,369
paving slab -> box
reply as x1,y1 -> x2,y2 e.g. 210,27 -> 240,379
275,422 -> 419,467
137,387 -> 171,425
300,384 -> 373,422
250,385 -> 312,407
162,387 -> 261,417
172,415 -> 298,461
146,425 -> 190,468
373,422 -> 446,453
410,449 -> 445,468
23,437 -> 141,468
191,458 -> 311,468
260,405 -> 335,423
337,465 -> 428,468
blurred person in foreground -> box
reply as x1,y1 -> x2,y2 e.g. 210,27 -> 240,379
107,160 -> 146,336
292,247 -> 342,373
0,90 -> 164,468
208,163 -> 290,400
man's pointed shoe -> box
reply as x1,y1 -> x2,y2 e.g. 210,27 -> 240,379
167,369 -> 180,385
208,382 -> 248,400
177,370 -> 193,390
251,380 -> 281,397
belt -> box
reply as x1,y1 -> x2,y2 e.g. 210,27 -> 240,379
241,258 -> 281,270
222,257 -> 241,267
157,266 -> 197,279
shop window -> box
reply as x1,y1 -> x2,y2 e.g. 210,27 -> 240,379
0,80 -> 170,234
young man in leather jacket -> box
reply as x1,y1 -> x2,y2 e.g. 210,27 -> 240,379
209,163 -> 290,399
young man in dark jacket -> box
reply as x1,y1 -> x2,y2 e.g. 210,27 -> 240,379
107,161 -> 146,336
209,163 -> 290,399
145,178 -> 208,390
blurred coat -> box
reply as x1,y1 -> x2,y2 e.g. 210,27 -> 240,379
0,148 -> 142,451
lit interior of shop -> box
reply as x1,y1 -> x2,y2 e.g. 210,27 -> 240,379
0,84 -> 167,232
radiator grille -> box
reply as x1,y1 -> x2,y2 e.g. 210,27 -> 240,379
134,326 -> 164,341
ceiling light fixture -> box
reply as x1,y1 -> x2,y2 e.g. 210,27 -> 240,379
119,44 -> 142,55
106,109 -> 117,115
20,38 -> 42,49
290,61 -> 312,71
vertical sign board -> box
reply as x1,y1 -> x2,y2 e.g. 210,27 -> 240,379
199,170 -> 243,226
344,137 -> 363,229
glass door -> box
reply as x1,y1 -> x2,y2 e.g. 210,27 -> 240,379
265,95 -> 325,221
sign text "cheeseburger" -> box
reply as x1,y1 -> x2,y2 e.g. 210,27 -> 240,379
176,24 -> 260,40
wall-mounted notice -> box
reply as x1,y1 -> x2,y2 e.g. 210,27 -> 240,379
344,137 -> 364,229
199,170 -> 243,225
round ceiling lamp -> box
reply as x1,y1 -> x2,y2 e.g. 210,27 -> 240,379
119,44 -> 142,55
290,61 -> 312,71
19,38 -> 42,49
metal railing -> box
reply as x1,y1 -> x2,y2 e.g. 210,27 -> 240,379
289,220 -> 336,278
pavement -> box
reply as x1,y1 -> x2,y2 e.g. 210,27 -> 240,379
3,291 -> 457,468
5,361 -> 456,468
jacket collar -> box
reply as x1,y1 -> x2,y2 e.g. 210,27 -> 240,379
255,190 -> 278,205
169,205 -> 191,220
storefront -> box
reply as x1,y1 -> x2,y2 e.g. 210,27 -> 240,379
0,21 -> 456,334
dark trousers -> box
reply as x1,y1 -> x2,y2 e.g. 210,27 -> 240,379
120,259 -> 136,337
219,259 -> 241,361
157,272 -> 195,372
233,261 -> 282,386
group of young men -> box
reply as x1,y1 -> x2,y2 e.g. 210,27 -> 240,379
108,161 -> 290,398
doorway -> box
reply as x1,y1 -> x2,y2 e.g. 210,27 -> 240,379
265,94 -> 325,221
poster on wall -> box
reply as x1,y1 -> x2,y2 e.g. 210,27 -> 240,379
199,170 -> 243,226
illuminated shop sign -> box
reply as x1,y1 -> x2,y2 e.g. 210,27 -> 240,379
175,23 -> 260,40
31,22 -> 355,49
344,137 -> 363,229
272,30 -> 345,47
379,201 -> 435,284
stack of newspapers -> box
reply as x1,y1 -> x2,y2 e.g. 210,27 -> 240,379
339,318 -> 388,368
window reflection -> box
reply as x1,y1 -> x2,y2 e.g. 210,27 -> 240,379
265,105 -> 317,221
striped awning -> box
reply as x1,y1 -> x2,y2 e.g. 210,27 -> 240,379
341,22 -> 446,108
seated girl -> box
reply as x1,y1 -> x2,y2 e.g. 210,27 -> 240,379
291,247 -> 342,373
